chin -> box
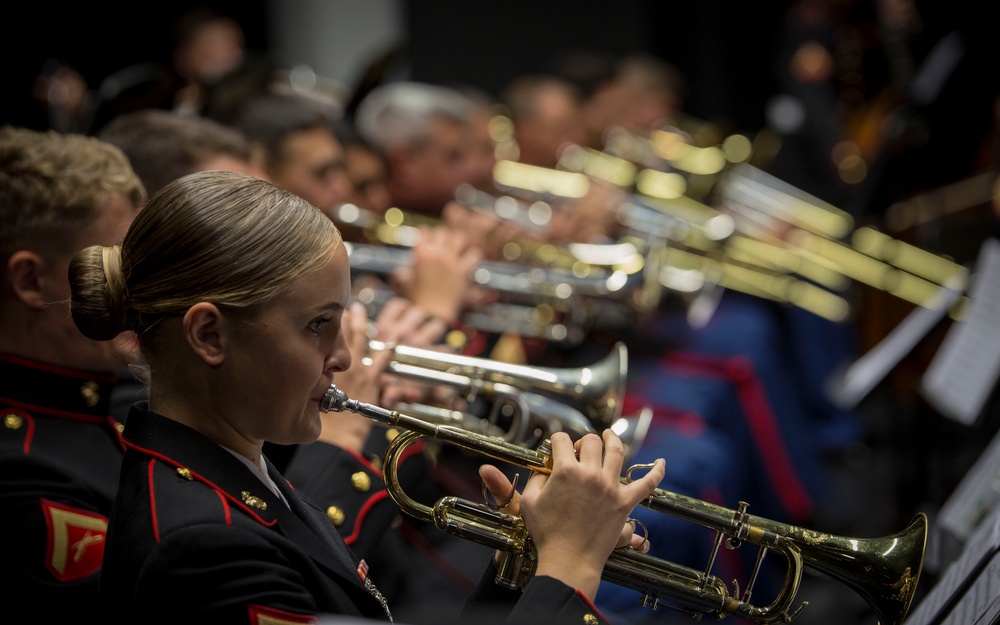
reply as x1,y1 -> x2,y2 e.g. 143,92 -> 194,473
296,410 -> 324,443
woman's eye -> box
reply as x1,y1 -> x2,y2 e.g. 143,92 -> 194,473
308,317 -> 332,333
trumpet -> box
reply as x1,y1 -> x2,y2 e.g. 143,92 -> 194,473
346,240 -> 641,345
322,384 -> 928,625
366,340 -> 628,436
345,241 -> 643,303
713,163 -> 972,315
353,277 -> 598,345
358,337 -> 650,454
491,159 -> 855,323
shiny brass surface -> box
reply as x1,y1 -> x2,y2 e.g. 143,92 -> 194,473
367,340 -> 628,431
322,384 -> 927,624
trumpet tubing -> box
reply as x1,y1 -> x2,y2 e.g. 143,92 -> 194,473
485,159 -> 857,321
345,241 -> 641,302
322,385 -> 927,625
714,163 -> 971,313
352,338 -> 635,447
366,340 -> 628,429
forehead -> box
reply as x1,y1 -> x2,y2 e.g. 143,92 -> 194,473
281,127 -> 344,165
424,117 -> 469,150
199,154 -> 265,179
272,243 -> 351,310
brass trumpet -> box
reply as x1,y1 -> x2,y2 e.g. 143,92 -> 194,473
366,340 -> 628,434
322,384 -> 928,625
713,163 -> 971,315
490,159 -> 854,323
344,231 -> 648,345
361,338 -> 649,451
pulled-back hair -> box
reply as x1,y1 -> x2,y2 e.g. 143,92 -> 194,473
0,126 -> 146,260
69,170 -> 342,348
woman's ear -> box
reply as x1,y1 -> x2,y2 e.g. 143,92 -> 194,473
183,302 -> 226,365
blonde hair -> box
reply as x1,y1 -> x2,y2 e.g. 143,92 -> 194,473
69,170 -> 342,349
0,126 -> 146,260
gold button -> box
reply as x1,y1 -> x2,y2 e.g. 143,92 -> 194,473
176,467 -> 194,480
351,471 -> 371,492
327,506 -> 345,526
4,413 -> 23,429
445,329 -> 468,350
80,381 -> 100,407
115,422 -> 125,433
583,614 -> 599,625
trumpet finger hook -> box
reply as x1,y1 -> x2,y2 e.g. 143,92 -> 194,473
483,473 -> 519,510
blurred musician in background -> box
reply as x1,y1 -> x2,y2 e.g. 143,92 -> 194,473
0,126 -> 145,619
500,73 -> 587,170
336,122 -> 394,216
232,91 -> 483,329
354,81 -> 477,219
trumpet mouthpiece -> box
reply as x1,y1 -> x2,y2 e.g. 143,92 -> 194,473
321,385 -> 348,412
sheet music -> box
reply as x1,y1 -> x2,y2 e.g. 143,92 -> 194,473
904,509 -> 1000,625
939,550 -> 1000,625
922,239 -> 1000,426
932,427 -> 1000,573
826,272 -> 965,410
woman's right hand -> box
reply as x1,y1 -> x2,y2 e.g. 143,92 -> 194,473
516,430 -> 665,601
480,431 -> 664,600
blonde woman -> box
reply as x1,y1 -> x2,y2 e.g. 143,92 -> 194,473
69,170 -> 664,624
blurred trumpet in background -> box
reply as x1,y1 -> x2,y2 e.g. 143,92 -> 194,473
337,198 -> 666,344
490,157 -> 855,323
357,338 -> 651,457
499,137 -> 973,324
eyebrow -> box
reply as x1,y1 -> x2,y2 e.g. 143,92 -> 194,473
311,300 -> 347,316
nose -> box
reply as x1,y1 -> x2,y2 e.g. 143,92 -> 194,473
328,330 -> 353,374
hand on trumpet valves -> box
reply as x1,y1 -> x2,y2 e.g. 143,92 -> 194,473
367,295 -> 449,351
363,297 -> 460,409
442,198 -> 532,262
481,430 -> 665,601
546,179 -> 625,244
389,224 -> 484,323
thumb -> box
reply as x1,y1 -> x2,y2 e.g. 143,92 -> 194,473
479,464 -> 521,515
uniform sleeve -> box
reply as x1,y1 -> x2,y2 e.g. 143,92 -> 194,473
463,559 -> 614,625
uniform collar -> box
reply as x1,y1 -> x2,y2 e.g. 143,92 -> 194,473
0,352 -> 119,419
121,403 -> 289,524
121,403 -> 385,611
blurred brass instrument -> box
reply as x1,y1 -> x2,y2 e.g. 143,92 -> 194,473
323,384 -> 928,624
713,163 -> 972,319
499,142 -> 974,322
491,158 -> 854,323
358,338 -> 651,455
337,202 -> 655,344
365,340 -> 627,443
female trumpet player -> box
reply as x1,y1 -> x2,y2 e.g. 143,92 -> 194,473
69,170 -> 665,624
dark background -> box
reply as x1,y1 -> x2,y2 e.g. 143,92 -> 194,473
3,1 -> 787,136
